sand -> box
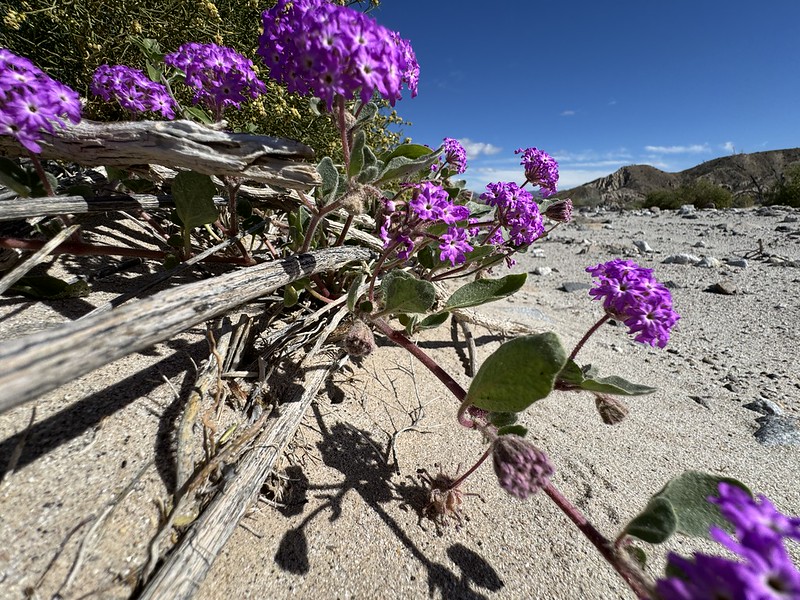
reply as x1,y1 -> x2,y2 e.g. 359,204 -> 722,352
1,205 -> 799,599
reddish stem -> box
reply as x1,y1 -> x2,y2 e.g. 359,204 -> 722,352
568,313 -> 611,362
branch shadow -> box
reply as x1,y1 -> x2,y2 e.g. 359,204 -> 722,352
272,403 -> 503,599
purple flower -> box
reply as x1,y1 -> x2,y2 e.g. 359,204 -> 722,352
442,137 -> 467,174
258,0 -> 418,109
408,181 -> 449,221
438,227 -> 473,266
164,42 -> 266,119
479,181 -> 544,246
92,64 -> 175,119
586,259 -> 679,348
1,48 -> 81,153
515,147 -> 559,197
657,483 -> 800,600
491,435 -> 554,500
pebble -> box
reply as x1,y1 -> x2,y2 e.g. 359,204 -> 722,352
705,280 -> 738,295
697,256 -> 721,268
633,240 -> 653,253
753,415 -> 800,446
743,398 -> 783,416
663,253 -> 702,265
532,266 -> 552,276
678,204 -> 696,215
560,282 -> 592,293
725,258 -> 748,268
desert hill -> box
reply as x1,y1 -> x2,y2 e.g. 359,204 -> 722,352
562,148 -> 800,206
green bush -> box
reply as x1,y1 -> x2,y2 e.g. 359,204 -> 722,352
0,0 -> 403,159
645,180 -> 733,210
765,164 -> 800,208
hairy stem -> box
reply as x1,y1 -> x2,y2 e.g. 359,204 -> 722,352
448,446 -> 492,491
28,152 -> 55,197
568,313 -> 610,362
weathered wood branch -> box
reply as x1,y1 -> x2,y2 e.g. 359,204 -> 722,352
138,308 -> 349,600
0,119 -> 321,190
0,191 -> 298,222
0,246 -> 370,414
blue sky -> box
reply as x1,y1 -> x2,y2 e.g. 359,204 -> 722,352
373,1 -> 800,192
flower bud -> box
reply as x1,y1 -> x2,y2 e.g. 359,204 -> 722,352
545,198 -> 573,223
491,435 -> 554,499
343,320 -> 376,357
594,393 -> 629,425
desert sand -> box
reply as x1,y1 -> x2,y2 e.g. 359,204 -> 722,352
1,205 -> 799,599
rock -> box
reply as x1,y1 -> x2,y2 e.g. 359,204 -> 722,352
705,280 -> 737,295
697,256 -> 721,268
633,240 -> 653,253
530,248 -> 546,258
725,257 -> 748,268
663,253 -> 701,265
561,282 -> 592,293
743,399 -> 783,416
692,241 -> 709,248
689,395 -> 711,409
532,266 -> 552,276
649,206 -> 661,215
753,415 -> 800,446
782,215 -> 798,223
678,204 -> 696,215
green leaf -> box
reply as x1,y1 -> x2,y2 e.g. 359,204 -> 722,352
623,497 -> 677,544
418,312 -> 449,329
443,274 -> 527,310
622,471 -> 751,544
380,143 -> 436,162
354,102 -> 378,127
488,412 -> 518,427
0,157 -> 34,196
9,275 -> 90,299
376,149 -> 443,185
497,424 -> 529,437
284,284 -> 299,307
556,359 -> 585,386
359,300 -> 373,313
380,270 -> 436,314
348,130 -> 366,179
183,105 -> 212,124
317,156 -> 340,204
172,171 -> 218,230
467,332 -> 568,412
578,375 -> 657,396
624,545 -> 648,568
346,273 -> 366,312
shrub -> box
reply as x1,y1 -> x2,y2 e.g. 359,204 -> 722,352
765,163 -> 800,208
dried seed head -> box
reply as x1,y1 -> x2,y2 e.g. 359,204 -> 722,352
491,435 -> 554,500
544,198 -> 574,223
343,320 -> 376,357
594,393 -> 629,425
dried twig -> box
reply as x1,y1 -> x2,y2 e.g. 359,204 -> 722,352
0,224 -> 80,295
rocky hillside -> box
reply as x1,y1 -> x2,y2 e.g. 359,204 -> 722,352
563,148 -> 800,206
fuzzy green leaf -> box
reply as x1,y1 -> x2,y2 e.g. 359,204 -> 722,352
376,149 -> 443,185
172,171 -> 218,230
578,375 -> 657,396
9,275 -> 90,299
348,130 -> 366,179
443,274 -> 527,310
418,312 -> 449,329
317,156 -> 340,204
496,424 -> 529,437
380,270 -> 436,314
467,332 -> 568,413
381,143 -> 436,162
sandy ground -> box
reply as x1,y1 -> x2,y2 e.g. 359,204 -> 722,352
1,205 -> 799,599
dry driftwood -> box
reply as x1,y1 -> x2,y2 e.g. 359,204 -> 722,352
139,306 -> 349,600
0,191 -> 298,222
0,246 -> 370,414
0,119 -> 321,190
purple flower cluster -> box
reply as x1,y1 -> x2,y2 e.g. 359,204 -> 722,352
479,181 -> 545,246
442,137 -> 467,174
515,147 -> 559,197
164,42 -> 266,118
491,435 -> 554,500
1,49 -> 81,153
656,483 -> 800,600
378,182 -> 473,266
92,64 -> 176,119
257,0 -> 419,108
586,259 -> 679,348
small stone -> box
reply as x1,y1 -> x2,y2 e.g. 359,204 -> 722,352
723,382 -> 742,393
560,282 -> 592,293
633,240 -> 653,253
705,280 -> 737,295
697,256 -> 721,268
743,399 -> 783,416
532,266 -> 552,276
753,415 -> 800,446
678,204 -> 696,215
663,253 -> 701,265
726,258 -> 748,268
530,248 -> 546,258
782,215 -> 798,223
693,241 -> 709,248
689,395 -> 711,409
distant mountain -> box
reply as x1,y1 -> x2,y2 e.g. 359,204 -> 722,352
561,148 -> 800,206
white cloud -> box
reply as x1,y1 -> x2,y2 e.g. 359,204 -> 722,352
644,144 -> 710,154
721,141 -> 736,153
560,109 -> 576,117
457,138 -> 502,160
